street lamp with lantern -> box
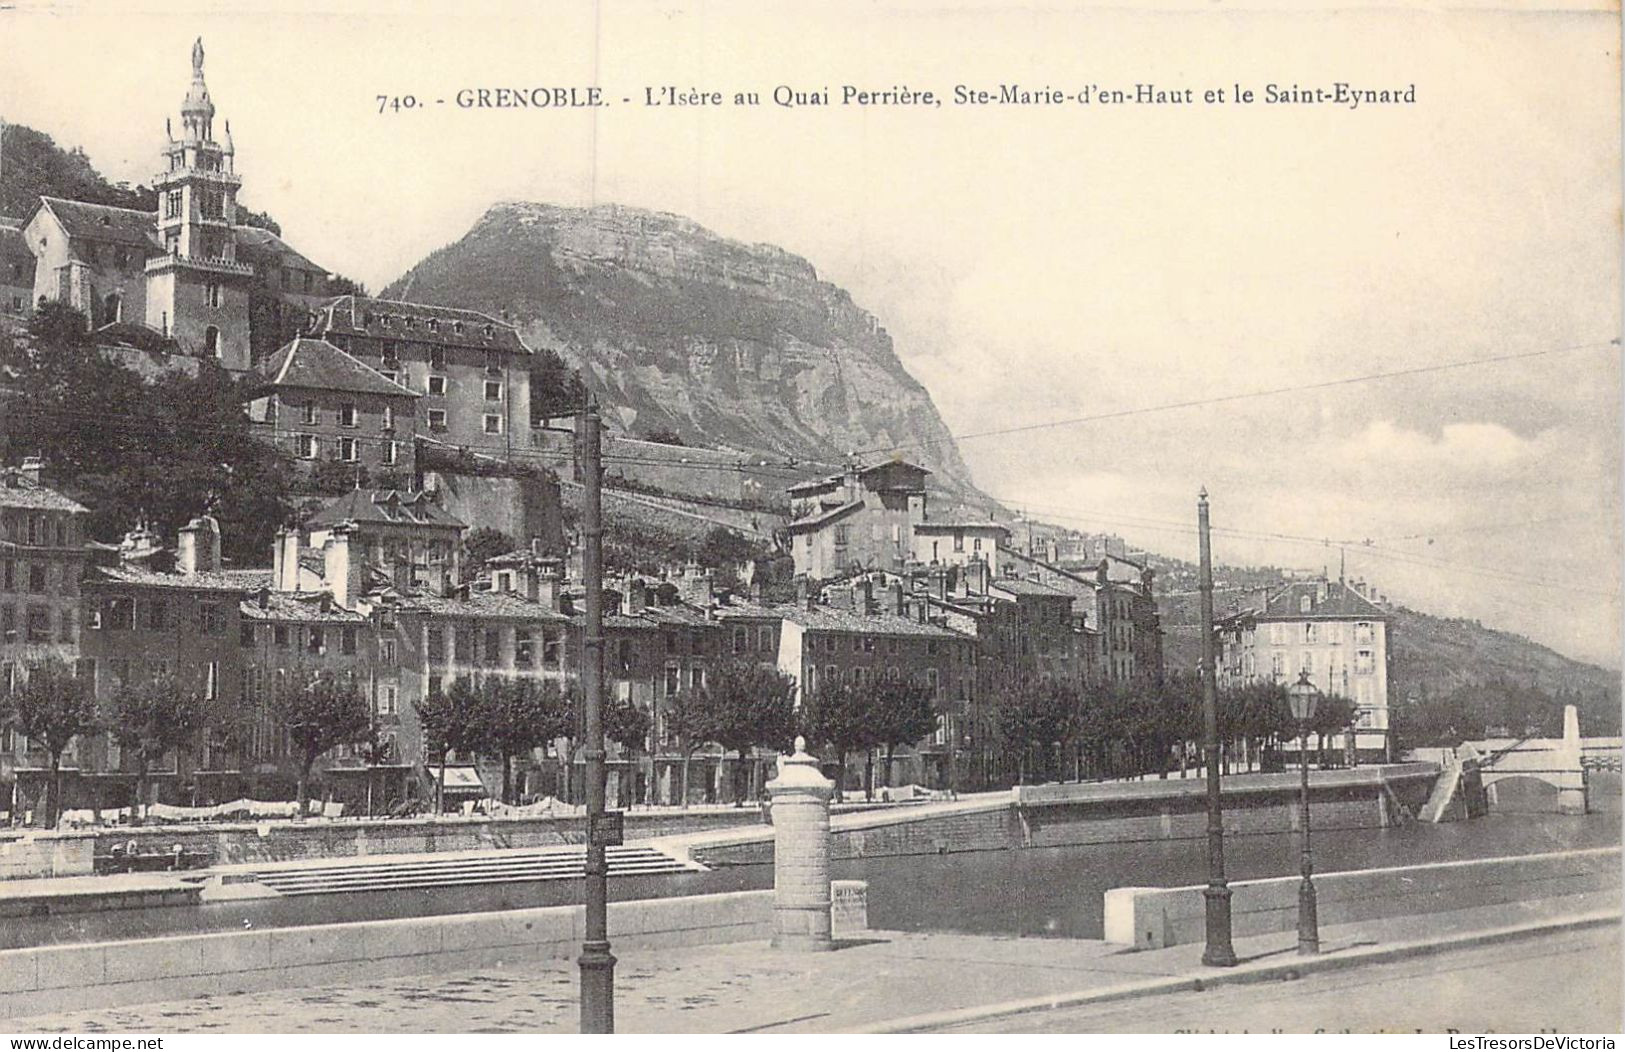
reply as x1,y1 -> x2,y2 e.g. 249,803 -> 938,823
1287,671 -> 1322,956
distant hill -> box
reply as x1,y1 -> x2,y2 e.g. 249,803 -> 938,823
383,201 -> 984,503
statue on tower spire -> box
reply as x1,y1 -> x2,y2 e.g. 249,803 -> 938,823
192,36 -> 204,76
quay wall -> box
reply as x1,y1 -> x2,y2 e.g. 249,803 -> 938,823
0,882 -> 865,1018
691,766 -> 1438,867
2,811 -> 767,873
1103,846 -> 1621,950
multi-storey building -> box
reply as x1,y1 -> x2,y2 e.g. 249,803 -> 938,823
301,488 -> 465,594
784,461 -> 930,579
910,520 -> 1009,574
1216,578 -> 1392,757
245,337 -> 421,480
999,546 -> 1164,685
304,295 -> 534,453
17,40 -> 326,369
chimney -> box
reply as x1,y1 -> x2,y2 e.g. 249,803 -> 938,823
441,570 -> 456,598
965,558 -> 989,596
537,562 -> 561,612
19,457 -> 42,485
751,576 -> 767,603
623,578 -> 646,616
892,581 -> 905,616
1096,559 -> 1109,587
1141,566 -> 1156,598
530,535 -> 546,557
275,529 -> 302,592
859,577 -> 874,614
929,567 -> 948,601
176,519 -> 201,576
323,527 -> 363,610
257,586 -> 270,610
392,561 -> 413,594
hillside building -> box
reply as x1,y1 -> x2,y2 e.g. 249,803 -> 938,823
0,219 -> 35,315
16,39 -> 327,370
784,460 -> 929,578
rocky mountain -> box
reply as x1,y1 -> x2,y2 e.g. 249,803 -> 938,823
383,202 -> 980,497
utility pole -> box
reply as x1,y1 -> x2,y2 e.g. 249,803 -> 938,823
1197,487 -> 1237,967
578,400 -> 616,1032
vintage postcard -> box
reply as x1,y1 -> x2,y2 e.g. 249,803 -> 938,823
0,0 -> 1617,1039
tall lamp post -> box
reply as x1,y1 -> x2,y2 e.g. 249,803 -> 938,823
1197,488 -> 1236,967
1288,671 -> 1322,956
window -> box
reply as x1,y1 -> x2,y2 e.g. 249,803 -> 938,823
483,628 -> 501,666
516,629 -> 534,666
381,406 -> 395,431
758,626 -> 774,652
1355,649 -> 1375,674
240,622 -> 256,647
307,627 -> 325,654
205,282 -> 221,308
483,414 -> 503,435
427,318 -> 439,333
543,631 -> 561,667
484,380 -> 502,401
427,627 -> 445,662
453,321 -> 464,336
377,685 -> 398,716
427,409 -> 447,431
926,667 -> 940,697
147,600 -> 168,631
663,666 -> 680,696
204,661 -> 218,701
26,606 -> 50,643
199,602 -> 225,636
954,532 -> 964,552
1303,623 -> 1317,644
382,440 -> 397,466
341,627 -> 357,655
485,349 -> 501,374
297,434 -> 318,460
303,273 -> 314,293
301,402 -> 319,425
1270,651 -> 1286,677
429,348 -> 446,370
339,437 -> 358,462
106,596 -> 135,631
339,403 -> 358,427
826,664 -> 839,688
733,627 -> 746,653
380,638 -> 396,665
1,560 -> 10,591
203,326 -> 220,358
1300,651 -> 1314,674
165,191 -> 182,219
454,627 -> 473,663
27,563 -> 45,594
1355,622 -> 1374,645
862,636 -> 875,653
1299,595 -> 1312,614
851,667 -> 866,687
274,624 -> 289,647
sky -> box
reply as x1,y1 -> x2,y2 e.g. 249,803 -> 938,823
0,0 -> 1619,667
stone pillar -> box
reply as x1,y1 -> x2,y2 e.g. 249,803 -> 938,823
768,736 -> 835,952
1557,704 -> 1588,816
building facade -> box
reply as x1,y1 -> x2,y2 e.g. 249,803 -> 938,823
784,461 -> 930,579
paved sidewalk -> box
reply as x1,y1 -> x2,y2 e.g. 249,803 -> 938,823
4,890 -> 1617,1034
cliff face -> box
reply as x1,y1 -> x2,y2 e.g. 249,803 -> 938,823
383,202 -> 979,494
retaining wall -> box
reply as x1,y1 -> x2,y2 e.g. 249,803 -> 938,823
0,881 -> 863,1018
693,766 -> 1436,867
0,833 -> 94,880
1103,846 -> 1621,950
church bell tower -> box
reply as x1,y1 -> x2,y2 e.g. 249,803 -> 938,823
145,38 -> 252,371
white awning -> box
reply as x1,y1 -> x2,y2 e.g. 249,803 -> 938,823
437,766 -> 485,791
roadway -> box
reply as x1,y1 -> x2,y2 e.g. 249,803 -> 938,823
936,926 -> 1623,1034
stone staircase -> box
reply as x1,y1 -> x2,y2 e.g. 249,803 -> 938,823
222,845 -> 705,897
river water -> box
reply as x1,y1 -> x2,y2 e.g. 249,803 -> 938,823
7,805 -> 1619,949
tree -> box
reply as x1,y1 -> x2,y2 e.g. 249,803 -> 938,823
530,350 -> 590,424
463,528 -> 518,576
801,683 -> 880,801
995,677 -> 1075,784
109,672 -> 208,824
1,659 -> 97,826
276,672 -> 371,815
694,660 -> 797,805
871,677 -> 939,789
605,696 -> 653,807
415,679 -> 479,814
461,676 -> 566,805
661,687 -> 709,807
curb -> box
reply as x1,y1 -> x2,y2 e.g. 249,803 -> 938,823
858,910 -> 1622,1033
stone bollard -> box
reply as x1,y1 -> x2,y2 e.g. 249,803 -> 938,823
767,736 -> 835,952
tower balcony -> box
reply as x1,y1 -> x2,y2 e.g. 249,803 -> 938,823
152,166 -> 242,188
145,252 -> 253,278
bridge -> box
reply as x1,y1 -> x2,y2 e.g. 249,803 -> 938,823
1416,705 -> 1619,820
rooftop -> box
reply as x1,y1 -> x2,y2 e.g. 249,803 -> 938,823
306,489 -> 465,531
777,603 -> 964,639
1248,580 -> 1389,621
0,471 -> 88,514
35,197 -> 161,252
241,591 -> 366,624
89,565 -> 246,593
257,337 -> 420,399
233,225 -> 326,276
784,500 -> 864,534
401,590 -> 569,622
314,295 -> 531,355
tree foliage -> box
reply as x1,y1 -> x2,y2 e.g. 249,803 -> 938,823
463,528 -> 518,575
530,350 -> 590,423
0,658 -> 97,825
692,660 -> 797,804
109,671 -> 209,821
275,672 -> 371,814
3,305 -> 298,564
